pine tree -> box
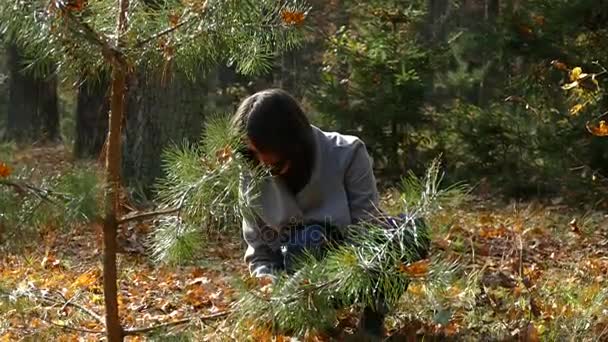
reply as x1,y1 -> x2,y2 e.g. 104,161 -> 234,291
1,1 -> 309,340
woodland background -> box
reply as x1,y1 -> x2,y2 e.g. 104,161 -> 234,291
1,0 -> 608,341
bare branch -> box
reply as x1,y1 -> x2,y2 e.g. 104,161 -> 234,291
38,292 -> 105,325
133,20 -> 193,49
133,0 -> 209,49
117,207 -> 179,225
0,179 -> 67,204
54,5 -> 127,68
118,175 -> 205,225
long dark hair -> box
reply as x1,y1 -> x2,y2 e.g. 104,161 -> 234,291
232,89 -> 315,194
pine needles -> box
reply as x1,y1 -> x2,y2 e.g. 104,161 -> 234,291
149,115 -> 267,264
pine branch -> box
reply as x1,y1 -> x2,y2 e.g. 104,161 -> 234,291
55,6 -> 121,65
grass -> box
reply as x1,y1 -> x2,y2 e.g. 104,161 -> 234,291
1,145 -> 608,341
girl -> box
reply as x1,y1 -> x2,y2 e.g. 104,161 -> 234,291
232,88 -> 408,338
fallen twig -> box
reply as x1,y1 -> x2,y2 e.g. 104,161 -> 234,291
40,316 -> 104,334
122,311 -> 231,336
0,179 -> 69,204
38,291 -> 105,326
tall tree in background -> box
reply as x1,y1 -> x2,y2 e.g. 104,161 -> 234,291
313,0 -> 430,177
1,0 -> 308,339
122,69 -> 211,187
5,44 -> 59,142
75,75 -> 109,159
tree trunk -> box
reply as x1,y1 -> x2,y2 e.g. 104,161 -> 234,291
75,75 -> 110,159
101,0 -> 130,340
6,44 -> 59,143
104,63 -> 125,342
427,0 -> 450,40
122,69 -> 209,189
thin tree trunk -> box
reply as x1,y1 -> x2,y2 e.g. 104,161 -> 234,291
102,0 -> 129,340
104,64 -> 125,341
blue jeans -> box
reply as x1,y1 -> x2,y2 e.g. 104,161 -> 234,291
280,223 -> 335,274
279,215 -> 429,274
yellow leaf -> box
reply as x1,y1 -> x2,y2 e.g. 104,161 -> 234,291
569,104 -> 584,116
408,283 -> 424,296
570,67 -> 583,81
586,120 -> 608,137
71,270 -> 98,292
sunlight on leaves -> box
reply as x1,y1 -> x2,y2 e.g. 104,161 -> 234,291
570,67 -> 583,82
569,104 -> 584,116
561,81 -> 579,90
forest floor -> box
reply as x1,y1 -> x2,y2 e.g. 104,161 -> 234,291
1,145 -> 608,341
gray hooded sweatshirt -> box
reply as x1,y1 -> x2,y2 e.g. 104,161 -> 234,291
240,125 -> 380,276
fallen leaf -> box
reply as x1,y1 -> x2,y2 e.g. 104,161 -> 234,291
479,225 -> 508,239
168,13 -> 180,27
399,259 -> 430,277
187,276 -> 210,286
569,218 -> 581,234
527,323 -> 540,342
0,162 -> 10,178
41,253 -> 61,269
280,9 -> 306,26
551,60 -> 568,71
530,297 -> 542,317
